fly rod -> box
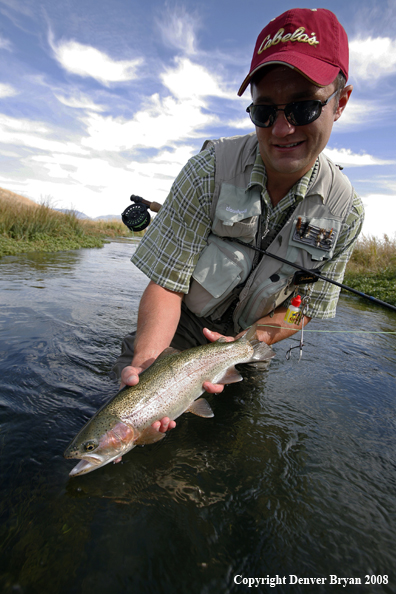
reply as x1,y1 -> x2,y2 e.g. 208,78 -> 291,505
121,196 -> 396,314
231,237 -> 396,314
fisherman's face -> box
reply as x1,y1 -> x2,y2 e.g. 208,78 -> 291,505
251,66 -> 351,187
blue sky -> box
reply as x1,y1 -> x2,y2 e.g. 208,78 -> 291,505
0,0 -> 395,238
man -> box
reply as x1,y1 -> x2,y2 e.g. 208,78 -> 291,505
113,8 -> 364,433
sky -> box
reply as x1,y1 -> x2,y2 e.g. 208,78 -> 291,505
0,0 -> 395,238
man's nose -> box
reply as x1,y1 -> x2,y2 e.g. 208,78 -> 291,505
271,110 -> 296,137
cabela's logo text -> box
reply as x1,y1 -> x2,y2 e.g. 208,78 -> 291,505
258,27 -> 319,54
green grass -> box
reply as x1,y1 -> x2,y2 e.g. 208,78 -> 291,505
0,198 -> 142,257
343,235 -> 396,306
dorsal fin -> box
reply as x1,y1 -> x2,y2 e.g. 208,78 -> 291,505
241,323 -> 258,343
156,347 -> 181,361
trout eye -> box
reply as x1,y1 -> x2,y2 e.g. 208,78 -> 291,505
83,441 -> 98,452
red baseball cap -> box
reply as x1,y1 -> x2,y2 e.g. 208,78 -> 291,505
237,8 -> 349,96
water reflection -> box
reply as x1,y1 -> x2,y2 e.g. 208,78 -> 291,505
0,242 -> 395,594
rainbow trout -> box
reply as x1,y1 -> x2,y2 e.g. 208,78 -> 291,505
64,326 -> 274,476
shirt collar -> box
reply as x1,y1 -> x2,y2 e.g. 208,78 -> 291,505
247,149 -> 320,203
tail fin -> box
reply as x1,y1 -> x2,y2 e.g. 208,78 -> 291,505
242,323 -> 275,362
251,341 -> 275,362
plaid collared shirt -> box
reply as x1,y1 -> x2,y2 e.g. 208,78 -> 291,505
132,145 -> 364,320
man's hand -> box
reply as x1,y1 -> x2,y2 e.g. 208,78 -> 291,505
120,365 -> 177,432
202,327 -> 235,394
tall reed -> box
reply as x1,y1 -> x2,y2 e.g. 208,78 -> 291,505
344,234 -> 396,306
0,198 -> 139,257
346,234 -> 396,276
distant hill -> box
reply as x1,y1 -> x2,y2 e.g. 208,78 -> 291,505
94,214 -> 122,221
53,212 -> 122,221
55,208 -> 91,220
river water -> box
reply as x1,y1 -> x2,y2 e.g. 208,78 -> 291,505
0,241 -> 395,594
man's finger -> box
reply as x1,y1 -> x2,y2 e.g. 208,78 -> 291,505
203,327 -> 235,343
151,417 -> 176,433
120,366 -> 140,387
203,381 -> 225,394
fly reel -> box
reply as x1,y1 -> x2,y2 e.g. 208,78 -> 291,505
121,195 -> 161,232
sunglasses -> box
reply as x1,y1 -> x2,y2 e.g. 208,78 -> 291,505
246,90 -> 338,128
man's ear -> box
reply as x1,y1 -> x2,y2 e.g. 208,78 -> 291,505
334,85 -> 353,122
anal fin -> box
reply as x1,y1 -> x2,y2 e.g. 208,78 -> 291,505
216,366 -> 243,385
187,398 -> 214,418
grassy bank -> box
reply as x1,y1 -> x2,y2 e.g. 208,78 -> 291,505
343,235 -> 396,306
0,198 -> 141,257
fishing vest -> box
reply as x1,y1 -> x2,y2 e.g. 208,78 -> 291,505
184,133 -> 354,333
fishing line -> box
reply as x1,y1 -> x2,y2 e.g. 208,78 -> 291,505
254,323 -> 396,361
256,324 -> 396,334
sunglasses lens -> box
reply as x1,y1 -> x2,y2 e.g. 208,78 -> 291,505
248,105 -> 275,128
287,101 -> 321,126
248,100 -> 324,127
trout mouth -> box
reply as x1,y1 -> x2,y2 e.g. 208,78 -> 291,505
65,419 -> 136,477
69,457 -> 100,477
68,452 -> 123,477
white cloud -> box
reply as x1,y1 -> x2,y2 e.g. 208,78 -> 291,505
0,34 -> 12,51
0,83 -> 18,98
156,7 -> 199,55
324,146 -> 394,167
361,194 -> 396,238
381,177 -> 396,193
80,93 -> 217,152
29,145 -> 195,192
0,113 -> 89,155
333,98 -> 384,129
0,55 -> 238,217
54,92 -> 105,112
0,148 -> 20,158
227,117 -> 251,130
78,59 -> 229,152
161,57 -> 233,99
127,145 -> 197,184
350,37 -> 396,81
49,35 -> 143,86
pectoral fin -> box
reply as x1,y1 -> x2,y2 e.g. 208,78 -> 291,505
216,366 -> 243,385
187,398 -> 214,418
134,426 -> 167,445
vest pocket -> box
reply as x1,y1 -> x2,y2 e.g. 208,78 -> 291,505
212,183 -> 261,241
185,237 -> 252,318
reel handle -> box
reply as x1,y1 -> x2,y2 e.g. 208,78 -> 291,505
130,195 -> 162,213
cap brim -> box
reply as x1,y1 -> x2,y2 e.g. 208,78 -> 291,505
237,51 -> 340,96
